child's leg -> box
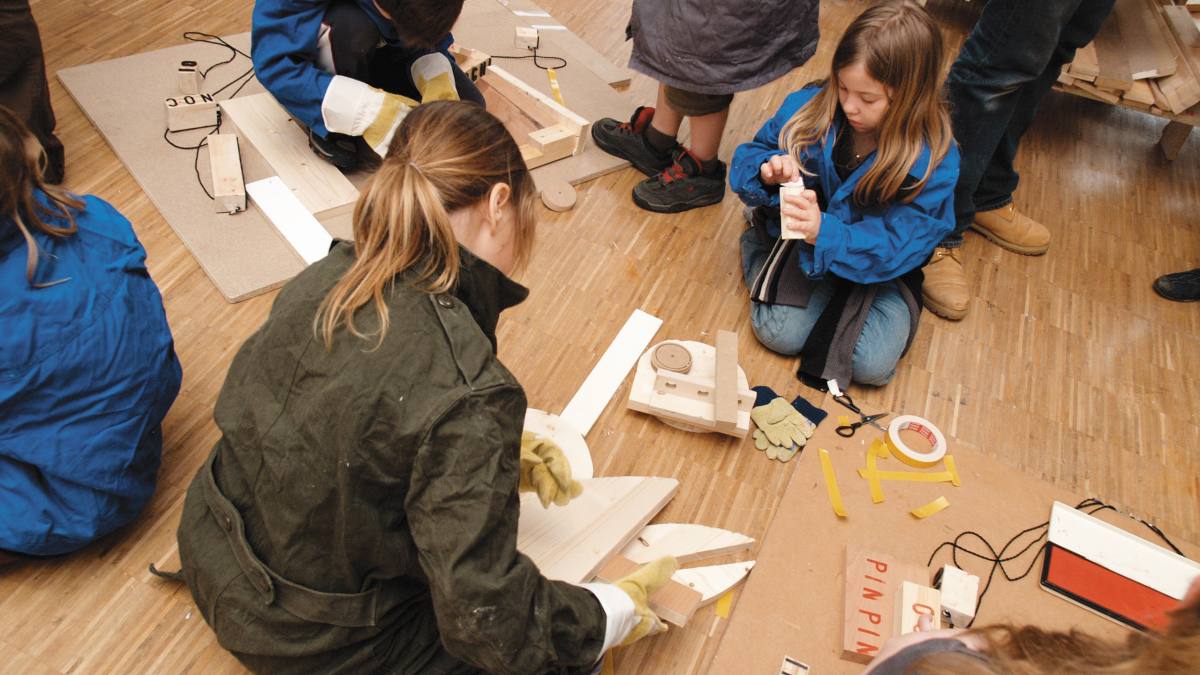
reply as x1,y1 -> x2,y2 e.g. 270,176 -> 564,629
686,107 -> 730,162
650,84 -> 684,138
850,283 -> 913,386
740,229 -> 833,355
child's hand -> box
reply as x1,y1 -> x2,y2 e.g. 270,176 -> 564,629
781,189 -> 821,243
759,154 -> 801,186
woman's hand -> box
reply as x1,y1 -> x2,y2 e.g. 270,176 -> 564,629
781,188 -> 821,243
759,153 -> 801,186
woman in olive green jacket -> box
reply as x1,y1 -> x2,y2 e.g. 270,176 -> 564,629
177,101 -> 671,674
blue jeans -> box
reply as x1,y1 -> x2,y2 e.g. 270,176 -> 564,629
942,0 -> 1115,246
739,230 -> 911,386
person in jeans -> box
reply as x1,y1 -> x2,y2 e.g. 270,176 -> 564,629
0,0 -> 64,184
922,0 -> 1116,320
591,0 -> 819,214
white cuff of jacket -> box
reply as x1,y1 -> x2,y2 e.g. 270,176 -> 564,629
582,582 -> 637,654
321,75 -> 408,156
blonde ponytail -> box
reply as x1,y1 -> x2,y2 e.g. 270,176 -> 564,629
315,101 -> 537,349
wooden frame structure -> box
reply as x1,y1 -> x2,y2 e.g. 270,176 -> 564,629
475,64 -> 590,169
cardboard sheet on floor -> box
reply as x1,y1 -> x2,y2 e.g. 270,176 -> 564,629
709,396 -> 1200,674
59,2 -> 632,302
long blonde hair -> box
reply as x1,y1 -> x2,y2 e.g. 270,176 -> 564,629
780,1 -> 952,206
315,101 -> 537,348
0,105 -> 84,286
911,594 -> 1200,674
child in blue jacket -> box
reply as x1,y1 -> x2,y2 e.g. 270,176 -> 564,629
0,106 -> 181,561
730,1 -> 958,387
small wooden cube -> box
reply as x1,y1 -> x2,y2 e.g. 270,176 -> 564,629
894,581 -> 941,636
178,60 -> 201,95
165,93 -> 217,132
515,26 -> 539,50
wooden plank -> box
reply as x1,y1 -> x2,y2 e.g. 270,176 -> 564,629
840,547 -> 924,663
593,556 -> 704,627
714,330 -> 739,431
559,309 -> 663,436
671,561 -> 756,605
218,93 -> 358,219
206,133 -> 245,214
1124,79 -> 1156,105
1112,0 -> 1176,79
1068,41 -> 1100,81
1092,17 -> 1133,92
1152,5 -> 1200,114
484,65 -> 588,130
517,476 -> 678,583
620,523 -> 754,565
244,176 -> 333,265
1073,80 -> 1122,104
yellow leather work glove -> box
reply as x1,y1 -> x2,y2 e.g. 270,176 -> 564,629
361,90 -> 419,157
410,53 -> 460,103
519,431 -> 584,508
615,557 -> 679,646
751,397 -> 815,463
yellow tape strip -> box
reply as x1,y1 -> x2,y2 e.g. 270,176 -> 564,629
715,590 -> 734,618
911,496 -> 950,519
546,68 -> 566,106
871,437 -> 890,458
944,455 -> 961,487
819,449 -> 848,518
865,447 -> 885,503
857,468 -> 957,483
838,415 -> 851,428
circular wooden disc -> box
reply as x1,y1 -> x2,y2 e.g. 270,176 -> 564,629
540,179 -> 577,212
651,342 -> 692,373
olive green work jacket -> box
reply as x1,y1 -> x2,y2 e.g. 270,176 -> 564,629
178,242 -> 607,674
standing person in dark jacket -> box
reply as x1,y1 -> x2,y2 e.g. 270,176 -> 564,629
0,106 -> 181,563
252,0 -> 483,171
729,2 -> 957,387
591,0 -> 819,214
0,0 -> 64,184
177,101 -> 675,674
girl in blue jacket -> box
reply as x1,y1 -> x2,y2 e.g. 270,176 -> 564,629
729,1 -> 958,387
0,106 -> 181,561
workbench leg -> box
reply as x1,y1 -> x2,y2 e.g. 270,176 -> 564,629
1159,121 -> 1192,161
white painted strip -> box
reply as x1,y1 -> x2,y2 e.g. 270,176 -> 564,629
513,9 -> 551,16
1047,501 -> 1200,599
560,309 -> 663,436
246,176 -> 334,265
530,23 -> 568,30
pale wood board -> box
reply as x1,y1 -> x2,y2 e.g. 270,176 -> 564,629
1112,0 -> 1177,78
206,133 -> 245,214
493,0 -> 633,88
671,561 -> 756,605
523,408 -> 594,480
560,309 -> 663,437
517,476 -> 679,584
619,523 -> 754,565
841,548 -> 925,663
594,556 -> 704,627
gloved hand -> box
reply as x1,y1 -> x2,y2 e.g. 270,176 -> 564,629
520,431 -> 584,508
750,387 -> 815,463
321,76 -> 419,158
410,53 -> 460,103
615,557 -> 679,646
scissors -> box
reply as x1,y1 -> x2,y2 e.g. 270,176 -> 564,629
832,392 -> 889,437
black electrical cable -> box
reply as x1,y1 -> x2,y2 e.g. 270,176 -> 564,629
925,498 -> 1182,628
490,45 -> 568,71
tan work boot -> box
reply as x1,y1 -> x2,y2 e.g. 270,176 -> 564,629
971,203 -> 1050,255
923,247 -> 969,320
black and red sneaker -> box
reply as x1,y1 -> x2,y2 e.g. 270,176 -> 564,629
632,148 -> 727,214
590,106 -> 678,176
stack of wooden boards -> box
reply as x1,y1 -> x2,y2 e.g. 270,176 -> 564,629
1056,0 -> 1200,117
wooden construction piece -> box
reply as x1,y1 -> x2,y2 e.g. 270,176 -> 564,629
523,408 -> 593,480
671,561 -> 756,605
207,133 -> 245,214
1068,41 -> 1100,81
593,556 -> 704,627
1153,4 -> 1200,113
1091,18 -> 1134,92
894,581 -> 941,636
218,93 -> 358,227
514,26 -> 539,49
1112,0 -> 1176,79
713,330 -> 739,433
650,343 -> 691,374
841,547 -> 926,663
477,65 -> 589,169
1124,79 -> 1156,106
1073,80 -> 1122,104
620,523 -> 754,565
1159,120 -> 1193,160
177,60 -> 200,95
560,309 -> 662,437
628,339 -> 755,438
244,177 -> 333,265
448,43 -> 491,81
517,476 -> 678,583
164,93 -> 216,131
937,565 -> 980,628
539,178 -> 576,211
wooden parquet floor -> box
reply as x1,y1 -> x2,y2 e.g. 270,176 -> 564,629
2,0 -> 1197,673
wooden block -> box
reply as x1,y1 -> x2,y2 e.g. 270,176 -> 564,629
894,581 -> 941,636
528,123 -> 579,158
672,561 -> 756,605
1125,79 -> 1156,106
1069,41 -> 1100,80
517,476 -> 678,584
449,44 -> 491,81
207,133 -> 245,214
1092,18 -> 1134,92
1154,5 -> 1200,113
514,26 -> 539,49
177,60 -> 200,95
714,330 -> 739,431
1159,120 -> 1192,160
842,547 -> 924,663
245,176 -> 333,265
1074,80 -> 1122,104
1112,0 -> 1176,79
593,556 -> 704,627
1056,66 -> 1076,86
620,523 -> 754,565
218,93 -> 358,221
164,93 -> 216,131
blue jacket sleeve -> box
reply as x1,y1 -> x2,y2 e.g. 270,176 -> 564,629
729,87 -> 820,208
252,0 -> 336,135
806,144 -> 960,284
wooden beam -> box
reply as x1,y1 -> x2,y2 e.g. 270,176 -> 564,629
1092,17 -> 1134,92
714,330 -> 739,432
559,309 -> 662,437
207,133 -> 245,214
620,523 -> 754,565
244,176 -> 333,265
593,556 -> 704,627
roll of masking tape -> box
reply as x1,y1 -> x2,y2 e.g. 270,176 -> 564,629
885,415 -> 947,468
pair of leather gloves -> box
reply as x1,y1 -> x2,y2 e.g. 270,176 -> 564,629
750,392 -> 817,462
